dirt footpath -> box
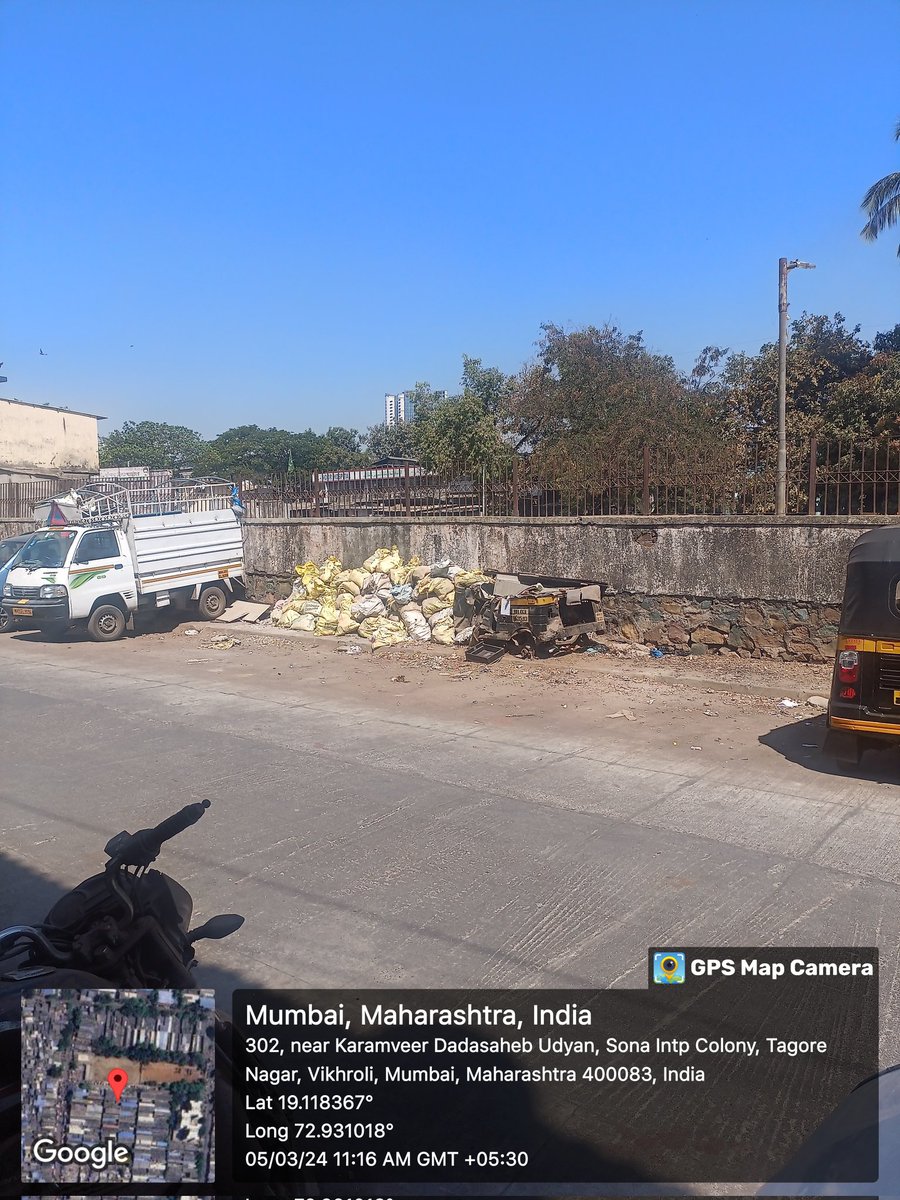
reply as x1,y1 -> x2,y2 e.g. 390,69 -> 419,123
16,616 -> 841,774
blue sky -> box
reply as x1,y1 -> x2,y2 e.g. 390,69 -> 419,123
3,0 -> 898,438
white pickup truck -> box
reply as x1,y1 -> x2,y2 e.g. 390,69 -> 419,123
0,478 -> 246,641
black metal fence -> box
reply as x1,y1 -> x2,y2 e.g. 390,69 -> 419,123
2,442 -> 900,520
235,439 -> 900,519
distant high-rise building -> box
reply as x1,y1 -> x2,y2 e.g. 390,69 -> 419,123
384,388 -> 445,426
384,393 -> 402,425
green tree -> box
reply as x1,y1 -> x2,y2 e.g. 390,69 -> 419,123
100,421 -> 205,471
195,425 -> 293,477
861,120 -> 900,256
715,313 -> 875,441
459,356 -> 512,416
514,322 -> 717,456
365,421 -> 420,460
874,324 -> 900,355
414,391 -> 510,470
317,426 -> 367,468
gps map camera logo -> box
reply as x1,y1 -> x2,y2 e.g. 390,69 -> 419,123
653,952 -> 686,984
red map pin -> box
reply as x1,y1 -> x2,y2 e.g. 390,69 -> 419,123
107,1068 -> 128,1103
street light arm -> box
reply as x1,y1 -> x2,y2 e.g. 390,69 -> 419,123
787,260 -> 816,270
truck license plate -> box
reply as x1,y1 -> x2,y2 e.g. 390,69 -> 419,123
11,606 -> 33,617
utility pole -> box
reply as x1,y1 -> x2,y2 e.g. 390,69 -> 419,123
776,257 -> 815,515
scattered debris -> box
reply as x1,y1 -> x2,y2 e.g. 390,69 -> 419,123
806,695 -> 829,708
650,647 -> 665,658
690,745 -> 703,751
391,674 -> 409,683
335,643 -> 363,655
184,628 -> 199,636
779,698 -> 800,708
209,634 -> 239,649
606,709 -> 637,721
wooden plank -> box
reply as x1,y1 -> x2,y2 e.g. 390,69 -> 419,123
216,600 -> 272,623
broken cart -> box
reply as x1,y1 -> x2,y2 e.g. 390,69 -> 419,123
465,572 -> 607,663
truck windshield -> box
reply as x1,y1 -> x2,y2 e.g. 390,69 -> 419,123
17,530 -> 78,569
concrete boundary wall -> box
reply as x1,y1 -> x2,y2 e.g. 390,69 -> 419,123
242,516 -> 899,663
243,516 -> 894,606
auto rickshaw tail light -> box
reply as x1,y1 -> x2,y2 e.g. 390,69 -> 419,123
838,650 -> 859,683
840,686 -> 857,699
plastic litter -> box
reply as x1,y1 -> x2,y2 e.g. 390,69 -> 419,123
649,647 -> 665,658
184,628 -> 199,636
779,698 -> 800,708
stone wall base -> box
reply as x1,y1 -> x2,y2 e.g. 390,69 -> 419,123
603,594 -> 840,663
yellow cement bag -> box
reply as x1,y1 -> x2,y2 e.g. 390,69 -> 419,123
319,556 -> 342,584
337,580 -> 361,597
314,603 -> 339,635
295,560 -> 318,578
371,617 -> 408,648
295,613 -> 317,632
347,569 -> 368,589
303,574 -> 328,599
389,566 -> 411,586
377,546 -> 402,573
431,624 -> 454,645
453,570 -> 490,587
417,576 -> 455,601
421,595 -> 451,618
357,616 -> 382,639
336,593 -> 354,613
428,608 -> 454,629
363,548 -> 390,572
337,612 -> 360,635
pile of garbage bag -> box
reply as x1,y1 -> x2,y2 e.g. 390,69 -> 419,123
268,546 -> 491,649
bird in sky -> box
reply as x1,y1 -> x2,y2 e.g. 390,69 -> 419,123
39,348 -> 47,356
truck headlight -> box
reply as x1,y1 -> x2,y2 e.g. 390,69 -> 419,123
40,585 -> 67,599
2,584 -> 11,598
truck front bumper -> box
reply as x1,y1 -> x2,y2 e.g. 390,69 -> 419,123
1,597 -> 70,626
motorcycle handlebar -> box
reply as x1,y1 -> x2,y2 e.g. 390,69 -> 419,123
150,799 -> 211,847
105,800 -> 211,868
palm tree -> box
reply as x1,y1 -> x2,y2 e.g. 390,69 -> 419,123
861,121 -> 900,256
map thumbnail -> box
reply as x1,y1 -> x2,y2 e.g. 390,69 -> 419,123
21,989 -> 216,1184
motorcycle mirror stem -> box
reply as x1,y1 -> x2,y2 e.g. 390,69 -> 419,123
188,913 -> 244,944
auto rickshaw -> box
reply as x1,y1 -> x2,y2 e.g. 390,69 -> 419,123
825,524 -> 900,767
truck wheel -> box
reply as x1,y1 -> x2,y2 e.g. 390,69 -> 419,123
197,586 -> 227,620
87,604 -> 127,643
0,609 -> 12,634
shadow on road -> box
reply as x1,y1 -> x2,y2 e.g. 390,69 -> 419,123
759,713 -> 900,782
0,850 -> 690,1196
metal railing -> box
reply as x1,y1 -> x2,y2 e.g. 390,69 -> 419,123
2,477 -> 238,525
3,444 -> 899,521
232,439 -> 900,519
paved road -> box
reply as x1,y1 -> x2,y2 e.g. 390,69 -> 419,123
2,633 -> 900,1065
